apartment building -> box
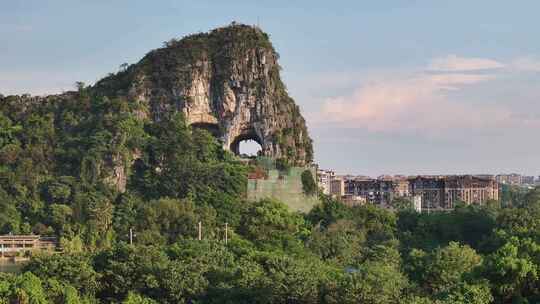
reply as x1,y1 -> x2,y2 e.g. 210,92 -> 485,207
410,175 -> 499,210
317,169 -> 335,195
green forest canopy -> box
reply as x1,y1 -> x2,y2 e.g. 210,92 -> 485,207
2,84 -> 540,303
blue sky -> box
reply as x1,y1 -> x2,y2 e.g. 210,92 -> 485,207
1,1 -> 540,176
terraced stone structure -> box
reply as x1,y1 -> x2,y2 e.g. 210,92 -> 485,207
94,23 -> 313,166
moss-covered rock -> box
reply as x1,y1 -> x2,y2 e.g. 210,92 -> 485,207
94,22 -> 313,166
1,23 -> 313,192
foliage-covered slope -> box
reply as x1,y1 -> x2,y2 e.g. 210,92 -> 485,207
0,88 -> 247,247
94,23 -> 313,167
0,23 -> 312,244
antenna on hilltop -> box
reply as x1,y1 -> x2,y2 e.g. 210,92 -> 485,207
257,16 -> 260,28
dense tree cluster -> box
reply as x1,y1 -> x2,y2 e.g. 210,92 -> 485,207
2,89 -> 540,303
301,170 -> 317,196
3,190 -> 540,303
0,89 -> 246,248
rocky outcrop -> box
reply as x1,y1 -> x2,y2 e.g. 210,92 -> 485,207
0,24 -> 314,193
94,23 -> 313,166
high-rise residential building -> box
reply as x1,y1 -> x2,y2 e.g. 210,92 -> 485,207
317,169 -> 335,195
345,178 -> 380,204
393,178 -> 410,197
443,175 -> 499,207
496,174 -> 522,185
408,176 -> 445,209
522,176 -> 535,185
410,175 -> 499,210
343,175 -> 499,210
345,176 -> 410,205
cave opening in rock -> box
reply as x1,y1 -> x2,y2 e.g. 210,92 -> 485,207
230,133 -> 263,158
238,139 -> 262,157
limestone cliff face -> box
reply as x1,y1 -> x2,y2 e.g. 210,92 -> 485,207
95,23 -> 313,166
0,24 -> 313,193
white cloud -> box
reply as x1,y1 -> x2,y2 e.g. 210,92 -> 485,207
428,54 -> 504,72
314,55 -> 538,136
319,73 -> 509,133
510,56 -> 540,72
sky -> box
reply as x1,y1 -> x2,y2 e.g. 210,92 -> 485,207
1,1 -> 539,176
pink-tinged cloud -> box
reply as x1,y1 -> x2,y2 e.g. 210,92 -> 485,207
428,54 -> 504,71
510,57 -> 540,72
317,69 -> 516,135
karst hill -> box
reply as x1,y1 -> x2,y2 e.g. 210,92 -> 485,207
0,23 -> 314,195
95,23 -> 313,165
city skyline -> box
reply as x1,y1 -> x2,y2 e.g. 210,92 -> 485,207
318,170 -> 538,179
2,1 -> 540,175
318,169 -> 538,184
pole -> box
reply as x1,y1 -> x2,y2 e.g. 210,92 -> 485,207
129,228 -> 133,245
225,222 -> 228,245
198,222 -> 202,241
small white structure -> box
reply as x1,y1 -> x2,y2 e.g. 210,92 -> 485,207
413,195 -> 422,213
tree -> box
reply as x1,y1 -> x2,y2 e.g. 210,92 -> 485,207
93,244 -> 170,302
335,261 -> 408,304
123,292 -> 157,304
0,193 -> 21,234
75,81 -> 86,92
119,63 -> 130,72
500,184 -> 528,207
157,260 -> 208,303
262,253 -> 335,303
136,198 -> 217,244
0,272 -> 48,304
412,242 -> 482,295
113,193 -> 141,243
307,219 -> 365,266
350,204 -> 397,243
398,205 -> 496,252
130,113 -> 247,203
482,237 -> 540,302
238,199 -> 307,248
23,253 -> 100,297
301,169 -> 317,196
43,180 -> 72,204
392,197 -> 414,211
436,281 -> 493,304
83,192 -> 114,248
47,204 -> 73,235
0,113 -> 22,148
307,196 -> 353,228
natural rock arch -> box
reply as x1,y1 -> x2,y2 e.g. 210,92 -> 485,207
229,131 -> 263,156
94,23 -> 313,165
